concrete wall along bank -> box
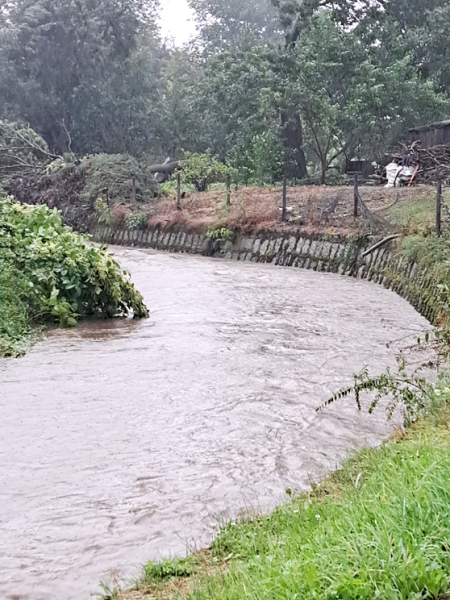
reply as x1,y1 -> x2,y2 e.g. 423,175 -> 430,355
92,225 -> 443,325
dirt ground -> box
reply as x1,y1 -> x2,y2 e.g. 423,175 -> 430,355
113,184 -> 434,236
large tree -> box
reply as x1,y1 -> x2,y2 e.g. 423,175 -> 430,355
0,0 -> 166,155
283,13 -> 449,183
188,0 -> 280,49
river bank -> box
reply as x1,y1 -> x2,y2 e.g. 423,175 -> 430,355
118,397 -> 450,600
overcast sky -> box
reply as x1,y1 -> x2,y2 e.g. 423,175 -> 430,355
159,0 -> 197,45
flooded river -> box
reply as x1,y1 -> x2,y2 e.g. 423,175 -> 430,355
0,246 -> 430,600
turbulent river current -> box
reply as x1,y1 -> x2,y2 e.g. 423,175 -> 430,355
0,246 -> 429,600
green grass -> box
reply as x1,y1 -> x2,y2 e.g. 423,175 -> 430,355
383,193 -> 435,231
383,190 -> 450,233
194,416 -> 450,600
123,389 -> 450,600
142,556 -> 199,582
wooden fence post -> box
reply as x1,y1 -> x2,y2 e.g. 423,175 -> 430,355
436,179 -> 442,237
281,175 -> 287,222
131,176 -> 136,203
176,172 -> 181,210
353,174 -> 359,218
226,174 -> 231,207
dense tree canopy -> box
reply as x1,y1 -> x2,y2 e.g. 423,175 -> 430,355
0,0 -> 449,183
188,0 -> 280,48
0,0 -> 165,155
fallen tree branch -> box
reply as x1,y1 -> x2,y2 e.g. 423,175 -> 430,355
148,161 -> 180,175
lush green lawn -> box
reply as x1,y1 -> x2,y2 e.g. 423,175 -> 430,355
120,399 -> 450,600
198,416 -> 450,600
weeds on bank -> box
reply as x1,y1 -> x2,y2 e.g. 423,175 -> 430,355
320,355 -> 436,427
97,581 -> 120,600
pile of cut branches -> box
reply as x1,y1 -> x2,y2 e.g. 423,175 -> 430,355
392,141 -> 450,184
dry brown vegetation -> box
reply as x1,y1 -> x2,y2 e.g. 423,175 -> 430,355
114,185 -> 434,236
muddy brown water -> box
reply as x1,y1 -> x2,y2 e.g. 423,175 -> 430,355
0,246 -> 430,600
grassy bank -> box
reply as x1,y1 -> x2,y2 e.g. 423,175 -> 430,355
0,196 -> 148,357
113,382 -> 450,600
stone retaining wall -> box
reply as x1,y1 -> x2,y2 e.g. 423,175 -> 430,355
91,225 -> 442,324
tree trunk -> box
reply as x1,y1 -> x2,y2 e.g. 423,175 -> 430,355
148,161 -> 180,184
148,161 -> 180,174
280,110 -> 308,180
320,161 -> 327,185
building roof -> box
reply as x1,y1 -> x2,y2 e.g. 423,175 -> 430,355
409,119 -> 450,133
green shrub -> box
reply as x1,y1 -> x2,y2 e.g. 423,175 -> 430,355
206,227 -> 235,243
125,212 -> 147,230
228,131 -> 283,186
181,150 -> 229,192
0,263 -> 36,356
0,196 -> 148,356
94,198 -> 115,226
159,179 -> 195,196
81,153 -> 157,204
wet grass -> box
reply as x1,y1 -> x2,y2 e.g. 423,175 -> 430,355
383,192 -> 435,232
381,189 -> 450,234
117,393 -> 450,600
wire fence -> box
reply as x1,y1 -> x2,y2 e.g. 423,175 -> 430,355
155,173 -> 448,237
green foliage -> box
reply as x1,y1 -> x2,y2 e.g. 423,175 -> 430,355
181,150 -> 229,192
159,180 -> 195,196
396,234 -> 450,329
125,212 -> 147,230
94,199 -> 115,227
0,0 -> 165,156
206,227 -> 235,242
0,262 -> 36,357
1,0 -> 449,189
229,131 -> 283,185
142,556 -> 199,582
188,399 -> 450,600
179,0 -> 449,185
0,196 -> 148,356
188,0 -> 280,48
95,581 -> 120,600
321,358 -> 435,427
397,233 -> 450,269
81,154 -> 157,204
